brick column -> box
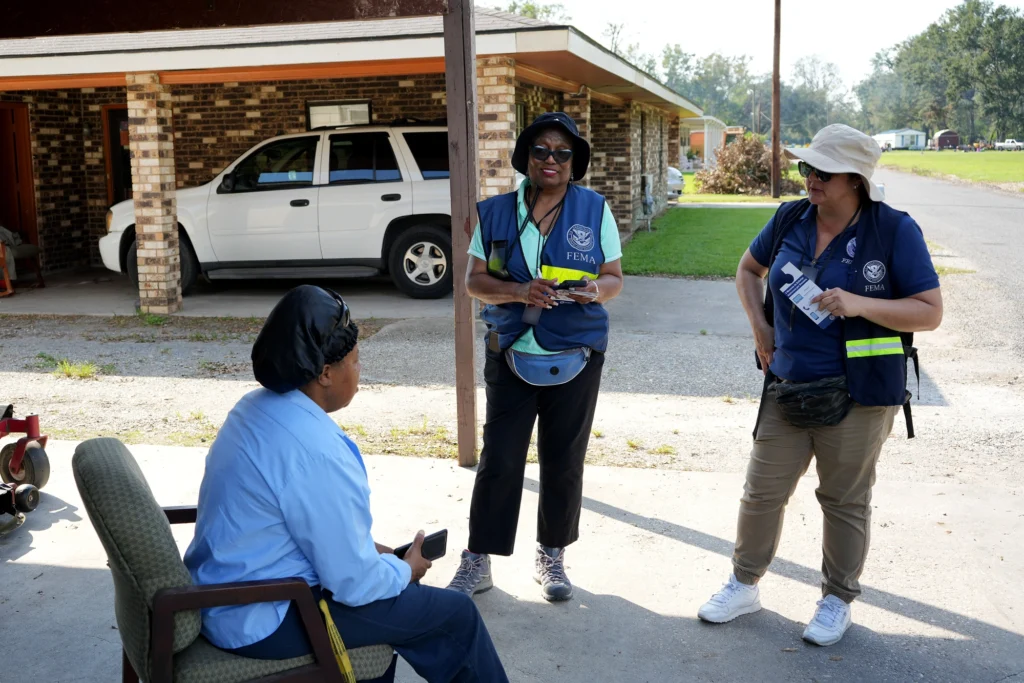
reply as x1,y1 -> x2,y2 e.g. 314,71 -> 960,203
589,100 -> 635,234
126,73 -> 181,314
477,57 -> 517,198
668,116 -> 681,168
562,88 -> 592,187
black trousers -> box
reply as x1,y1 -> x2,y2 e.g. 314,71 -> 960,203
468,347 -> 605,556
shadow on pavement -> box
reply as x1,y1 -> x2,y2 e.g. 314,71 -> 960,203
476,585 -> 1010,683
0,491 -> 82,562
520,477 -> 1023,682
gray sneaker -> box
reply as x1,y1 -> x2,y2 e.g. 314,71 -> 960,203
446,550 -> 493,597
534,545 -> 573,602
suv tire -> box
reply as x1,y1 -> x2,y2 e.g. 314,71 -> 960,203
127,232 -> 200,296
389,226 -> 453,299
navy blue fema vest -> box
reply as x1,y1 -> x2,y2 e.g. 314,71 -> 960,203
765,199 -> 921,431
478,184 -> 609,352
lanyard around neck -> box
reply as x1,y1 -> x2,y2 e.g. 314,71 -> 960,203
512,184 -> 565,276
809,205 -> 861,269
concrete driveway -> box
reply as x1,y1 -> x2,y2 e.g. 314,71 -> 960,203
0,272 -> 456,320
3,442 -> 1022,683
0,268 -> 749,338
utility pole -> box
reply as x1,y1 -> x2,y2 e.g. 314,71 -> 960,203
444,0 -> 479,467
771,0 -> 782,198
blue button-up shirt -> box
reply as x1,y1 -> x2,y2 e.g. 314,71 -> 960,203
183,389 -> 412,650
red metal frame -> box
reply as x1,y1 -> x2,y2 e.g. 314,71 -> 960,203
0,414 -> 47,479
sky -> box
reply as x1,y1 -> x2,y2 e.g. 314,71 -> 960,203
540,0 -> 1024,88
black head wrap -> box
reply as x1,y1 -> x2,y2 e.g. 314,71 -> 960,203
251,285 -> 359,394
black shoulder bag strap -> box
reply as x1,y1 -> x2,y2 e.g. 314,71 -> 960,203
902,334 -> 920,439
751,200 -> 810,439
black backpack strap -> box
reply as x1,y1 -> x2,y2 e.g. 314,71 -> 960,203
754,199 -> 810,371
752,371 -> 776,439
901,331 -> 920,439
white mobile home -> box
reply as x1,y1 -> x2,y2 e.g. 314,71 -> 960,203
873,129 -> 927,150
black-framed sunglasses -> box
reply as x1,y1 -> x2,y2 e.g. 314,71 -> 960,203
530,145 -> 573,164
797,161 -> 834,183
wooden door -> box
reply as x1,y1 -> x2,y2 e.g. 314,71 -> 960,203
103,105 -> 132,204
0,102 -> 37,246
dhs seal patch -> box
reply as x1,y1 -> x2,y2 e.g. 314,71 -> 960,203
863,260 -> 886,283
846,237 -> 857,259
567,224 -> 595,252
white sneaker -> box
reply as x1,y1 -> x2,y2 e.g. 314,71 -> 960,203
697,575 -> 762,623
802,595 -> 852,646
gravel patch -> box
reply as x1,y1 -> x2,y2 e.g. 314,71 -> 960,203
1,271 -> 1021,491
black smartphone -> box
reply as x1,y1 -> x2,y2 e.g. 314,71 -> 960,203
555,279 -> 587,290
393,529 -> 448,561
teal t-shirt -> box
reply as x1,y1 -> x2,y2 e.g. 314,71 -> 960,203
469,180 -> 622,355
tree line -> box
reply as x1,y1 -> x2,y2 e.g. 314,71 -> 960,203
499,0 -> 1024,145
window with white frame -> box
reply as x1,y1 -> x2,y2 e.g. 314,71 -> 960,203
306,101 -> 372,130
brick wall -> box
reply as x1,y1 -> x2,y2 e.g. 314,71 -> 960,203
635,105 -> 669,221
172,76 -> 447,187
0,90 -> 90,272
516,83 -> 562,126
589,100 -> 634,232
477,57 -> 517,198
82,88 -> 128,266
668,116 -> 681,169
562,89 -> 591,188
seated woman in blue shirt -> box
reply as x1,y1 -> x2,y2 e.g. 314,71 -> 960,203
697,125 -> 943,647
184,285 -> 508,683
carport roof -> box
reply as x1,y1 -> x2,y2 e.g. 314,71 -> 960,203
0,8 -> 702,118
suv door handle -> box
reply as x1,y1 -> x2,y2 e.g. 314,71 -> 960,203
381,194 -> 402,202
290,199 -> 310,207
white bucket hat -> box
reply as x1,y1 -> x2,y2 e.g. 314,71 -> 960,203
785,124 -> 885,202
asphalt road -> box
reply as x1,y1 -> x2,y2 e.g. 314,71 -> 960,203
875,168 -> 1024,361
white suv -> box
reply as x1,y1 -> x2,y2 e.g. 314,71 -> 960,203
99,125 -> 455,298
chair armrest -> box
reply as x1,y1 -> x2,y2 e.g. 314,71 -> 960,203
154,578 -> 313,611
150,579 -> 342,683
162,506 -> 198,525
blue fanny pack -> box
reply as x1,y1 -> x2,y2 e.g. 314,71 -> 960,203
505,347 -> 590,386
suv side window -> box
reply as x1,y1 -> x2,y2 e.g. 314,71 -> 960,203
329,133 -> 402,184
231,136 -> 318,192
403,132 -> 450,179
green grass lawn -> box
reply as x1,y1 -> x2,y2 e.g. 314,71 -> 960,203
623,207 -> 775,278
676,171 -> 803,204
878,150 -> 1024,184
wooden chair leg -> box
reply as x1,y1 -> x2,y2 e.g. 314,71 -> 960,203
33,252 -> 44,289
122,649 -> 140,683
0,248 -> 13,298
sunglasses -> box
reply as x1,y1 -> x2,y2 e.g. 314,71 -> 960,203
530,145 -> 573,164
798,161 -> 834,183
325,288 -> 352,331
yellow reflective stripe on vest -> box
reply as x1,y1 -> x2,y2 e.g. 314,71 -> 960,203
540,265 -> 599,283
846,337 -> 903,358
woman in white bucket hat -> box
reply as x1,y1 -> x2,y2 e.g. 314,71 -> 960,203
698,124 -> 944,646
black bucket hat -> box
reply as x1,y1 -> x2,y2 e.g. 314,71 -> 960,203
512,112 -> 591,181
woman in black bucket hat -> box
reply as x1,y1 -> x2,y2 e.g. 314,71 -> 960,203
445,112 -> 625,602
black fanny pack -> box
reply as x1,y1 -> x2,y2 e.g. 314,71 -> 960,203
772,375 -> 854,428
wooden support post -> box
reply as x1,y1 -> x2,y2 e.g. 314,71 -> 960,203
771,0 -> 782,199
443,0 -> 480,467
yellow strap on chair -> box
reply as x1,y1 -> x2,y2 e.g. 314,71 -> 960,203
319,598 -> 358,683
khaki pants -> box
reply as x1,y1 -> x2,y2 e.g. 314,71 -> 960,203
732,385 -> 898,603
